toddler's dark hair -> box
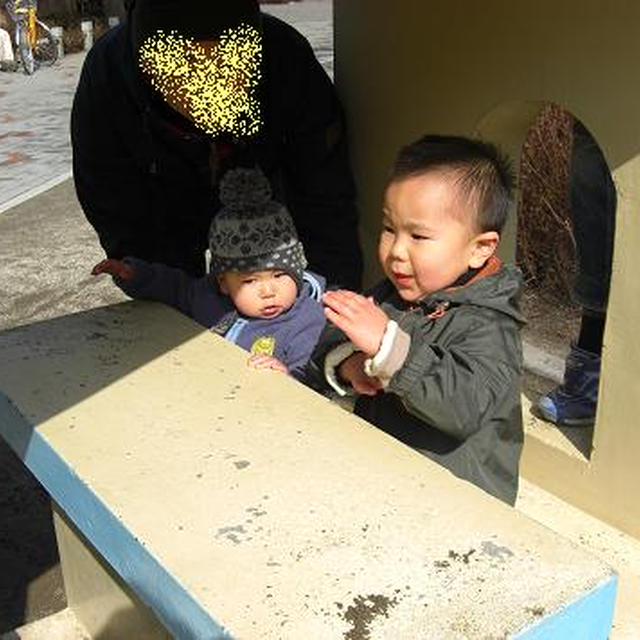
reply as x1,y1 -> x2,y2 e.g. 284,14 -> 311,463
389,134 -> 515,233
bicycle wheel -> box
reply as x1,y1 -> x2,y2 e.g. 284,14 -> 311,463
33,19 -> 58,67
16,23 -> 35,75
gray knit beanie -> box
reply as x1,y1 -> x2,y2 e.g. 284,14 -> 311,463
209,168 -> 307,289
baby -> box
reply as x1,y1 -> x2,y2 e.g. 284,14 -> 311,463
93,168 -> 326,377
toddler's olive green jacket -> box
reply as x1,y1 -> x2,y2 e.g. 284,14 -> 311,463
309,258 -> 525,505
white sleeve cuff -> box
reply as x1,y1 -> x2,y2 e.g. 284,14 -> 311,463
324,342 -> 360,397
363,320 -> 410,388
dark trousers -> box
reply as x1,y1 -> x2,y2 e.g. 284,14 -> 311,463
570,120 -> 617,315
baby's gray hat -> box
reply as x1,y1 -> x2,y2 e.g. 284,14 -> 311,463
209,168 -> 307,288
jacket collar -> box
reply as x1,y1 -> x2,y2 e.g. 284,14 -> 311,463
445,255 -> 503,293
417,255 -> 504,316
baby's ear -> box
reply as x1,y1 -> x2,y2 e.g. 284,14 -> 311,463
469,231 -> 499,268
216,274 -> 229,294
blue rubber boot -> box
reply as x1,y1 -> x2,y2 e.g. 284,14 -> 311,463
535,343 -> 601,426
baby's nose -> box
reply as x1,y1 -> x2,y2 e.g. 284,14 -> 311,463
260,282 -> 276,296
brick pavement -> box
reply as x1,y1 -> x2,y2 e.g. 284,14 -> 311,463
0,52 -> 85,210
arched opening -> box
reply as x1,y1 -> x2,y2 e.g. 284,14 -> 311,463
477,102 -> 616,460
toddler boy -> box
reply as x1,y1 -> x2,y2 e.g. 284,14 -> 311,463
93,168 -> 325,377
308,135 -> 525,504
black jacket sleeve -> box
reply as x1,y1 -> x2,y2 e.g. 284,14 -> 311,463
70,31 -> 155,262
266,18 -> 362,290
116,258 -> 200,317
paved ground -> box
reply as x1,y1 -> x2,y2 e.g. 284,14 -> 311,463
0,53 -> 84,209
0,0 -> 333,215
0,52 -> 122,634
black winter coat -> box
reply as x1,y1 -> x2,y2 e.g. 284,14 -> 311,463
71,13 -> 362,288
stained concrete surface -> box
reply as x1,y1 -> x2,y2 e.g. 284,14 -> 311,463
0,301 -> 617,639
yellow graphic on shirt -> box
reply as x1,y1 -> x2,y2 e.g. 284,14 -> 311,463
251,336 -> 276,356
138,23 -> 262,137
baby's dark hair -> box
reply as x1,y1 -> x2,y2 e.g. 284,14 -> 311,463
389,134 -> 515,233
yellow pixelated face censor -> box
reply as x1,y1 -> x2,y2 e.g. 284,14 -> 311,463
138,23 -> 263,137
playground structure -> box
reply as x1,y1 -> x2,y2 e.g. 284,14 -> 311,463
1,1 -> 639,637
334,0 -> 640,541
0,301 -> 618,638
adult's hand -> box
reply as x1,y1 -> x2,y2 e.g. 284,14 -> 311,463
91,258 -> 135,281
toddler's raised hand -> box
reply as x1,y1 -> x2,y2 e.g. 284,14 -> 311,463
91,258 -> 135,281
323,290 -> 389,356
248,354 -> 288,374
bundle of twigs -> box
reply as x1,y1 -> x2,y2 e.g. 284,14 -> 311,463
517,102 -> 577,302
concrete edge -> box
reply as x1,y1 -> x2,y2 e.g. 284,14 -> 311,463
522,340 -> 565,384
0,394 -> 230,640
0,171 -> 72,216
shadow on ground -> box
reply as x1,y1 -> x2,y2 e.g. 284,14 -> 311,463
0,438 -> 65,633
0,180 -> 126,632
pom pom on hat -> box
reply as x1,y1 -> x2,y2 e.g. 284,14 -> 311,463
218,167 -> 272,209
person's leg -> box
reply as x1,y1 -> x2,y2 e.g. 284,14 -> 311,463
576,311 -> 605,355
0,27 -> 15,66
535,119 -> 616,426
569,120 -> 616,315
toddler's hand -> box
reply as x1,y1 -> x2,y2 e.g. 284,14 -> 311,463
339,352 -> 382,396
248,354 -> 288,374
323,290 -> 389,356
91,258 -> 135,281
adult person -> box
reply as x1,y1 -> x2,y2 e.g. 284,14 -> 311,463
0,3 -> 16,71
0,21 -> 14,72
534,119 -> 616,426
71,0 -> 362,290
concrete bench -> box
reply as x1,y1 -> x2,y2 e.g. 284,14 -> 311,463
0,301 -> 617,639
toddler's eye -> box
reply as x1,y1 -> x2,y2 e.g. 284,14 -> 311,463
382,224 -> 395,234
274,272 -> 288,278
411,233 -> 429,240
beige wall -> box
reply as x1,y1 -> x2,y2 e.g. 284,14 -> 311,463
334,0 -> 640,538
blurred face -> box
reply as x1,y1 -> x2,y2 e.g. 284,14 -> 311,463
138,24 -> 263,137
378,171 -> 498,303
218,269 -> 298,319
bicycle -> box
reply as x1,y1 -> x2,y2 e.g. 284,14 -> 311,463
5,0 -> 57,74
